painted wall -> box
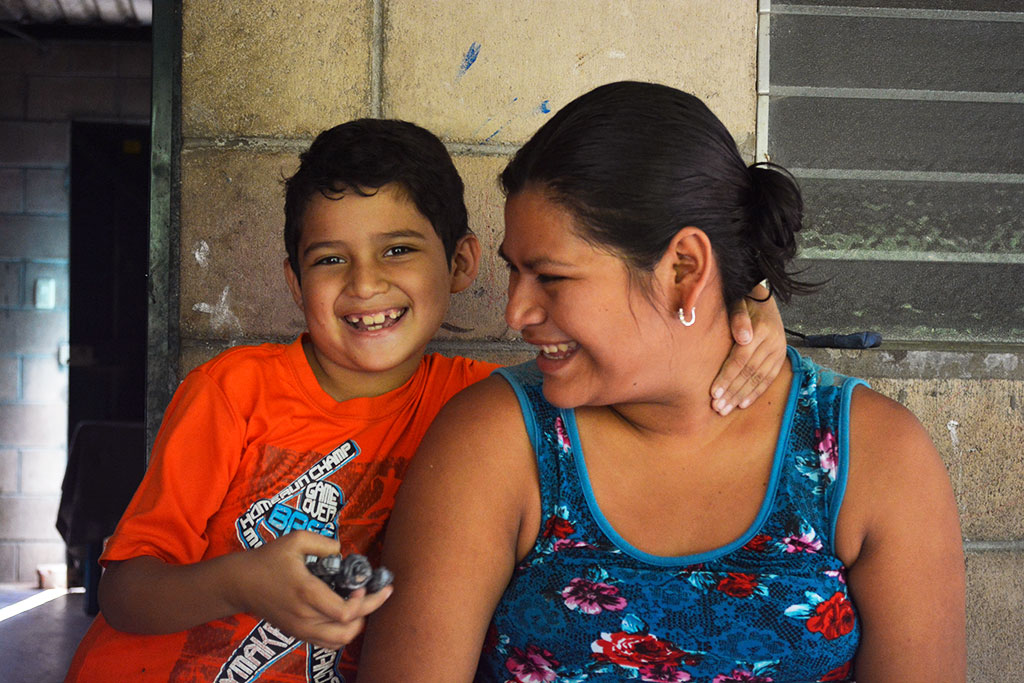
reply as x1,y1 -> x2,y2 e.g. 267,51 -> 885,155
176,2 -> 1021,679
0,38 -> 151,583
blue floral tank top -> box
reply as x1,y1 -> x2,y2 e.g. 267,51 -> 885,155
477,348 -> 865,683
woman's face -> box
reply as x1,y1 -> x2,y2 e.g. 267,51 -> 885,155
500,189 -> 678,409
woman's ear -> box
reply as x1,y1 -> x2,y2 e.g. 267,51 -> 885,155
449,233 -> 482,293
658,226 -> 714,313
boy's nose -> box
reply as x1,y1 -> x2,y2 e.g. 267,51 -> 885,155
347,261 -> 388,298
504,276 -> 544,331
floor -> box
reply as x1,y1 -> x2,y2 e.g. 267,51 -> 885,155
0,584 -> 95,682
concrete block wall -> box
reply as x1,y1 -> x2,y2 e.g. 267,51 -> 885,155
177,2 -> 1020,678
0,38 -> 151,583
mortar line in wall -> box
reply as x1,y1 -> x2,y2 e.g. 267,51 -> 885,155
181,137 -> 518,158
964,540 -> 1024,552
370,0 -> 383,117
446,141 -> 521,156
182,137 -> 311,153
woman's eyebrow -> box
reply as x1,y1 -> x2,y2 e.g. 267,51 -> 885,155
496,246 -> 574,269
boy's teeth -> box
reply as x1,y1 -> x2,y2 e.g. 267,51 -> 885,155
345,308 -> 404,328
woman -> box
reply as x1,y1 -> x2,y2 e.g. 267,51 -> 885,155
359,82 -> 965,682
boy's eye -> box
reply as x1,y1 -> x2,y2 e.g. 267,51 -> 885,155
313,255 -> 345,266
384,245 -> 415,257
536,274 -> 565,284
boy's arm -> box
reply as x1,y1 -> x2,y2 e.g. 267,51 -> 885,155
712,281 -> 787,415
99,529 -> 392,650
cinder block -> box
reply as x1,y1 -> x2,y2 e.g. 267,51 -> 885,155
117,77 -> 152,120
966,550 -> 1024,682
871,378 -> 1024,541
384,1 -> 757,146
0,121 -> 69,167
24,261 -> 69,310
0,214 -> 69,259
25,169 -> 68,215
181,0 -> 374,137
179,147 -> 305,341
0,496 -> 63,540
0,357 -> 17,402
0,449 -> 17,493
20,448 -> 66,495
117,42 -> 152,78
21,356 -> 67,404
0,542 -> 15,582
0,260 -> 23,308
439,154 -> 513,341
27,76 -> 119,121
178,340 -> 239,379
0,169 -> 25,213
0,72 -> 26,118
23,42 -> 118,77
17,541 -> 66,583
0,310 -> 68,356
0,403 -> 67,448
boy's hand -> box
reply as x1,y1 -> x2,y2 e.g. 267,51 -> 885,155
711,283 -> 787,416
229,530 -> 393,650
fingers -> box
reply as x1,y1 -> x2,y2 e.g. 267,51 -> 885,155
727,296 -> 754,345
294,585 -> 395,650
280,529 -> 342,557
712,286 -> 786,415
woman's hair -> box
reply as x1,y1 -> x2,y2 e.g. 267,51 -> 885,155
500,81 -> 814,306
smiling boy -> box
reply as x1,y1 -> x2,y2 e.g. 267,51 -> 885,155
66,119 -> 495,683
66,118 -> 783,683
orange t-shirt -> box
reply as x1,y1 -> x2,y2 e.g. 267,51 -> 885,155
66,335 -> 497,682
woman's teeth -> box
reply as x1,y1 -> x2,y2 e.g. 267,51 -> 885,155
539,342 -> 578,359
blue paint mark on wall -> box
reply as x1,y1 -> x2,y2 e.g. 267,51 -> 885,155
457,42 -> 482,79
537,100 -> 551,114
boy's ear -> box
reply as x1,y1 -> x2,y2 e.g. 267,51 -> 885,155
449,233 -> 481,294
656,226 -> 714,314
283,257 -> 305,310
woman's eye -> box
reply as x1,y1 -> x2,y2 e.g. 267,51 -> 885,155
536,274 -> 565,284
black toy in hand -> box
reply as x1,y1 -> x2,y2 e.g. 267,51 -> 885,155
305,553 -> 394,598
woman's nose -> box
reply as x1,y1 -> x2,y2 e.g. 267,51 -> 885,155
504,274 -> 545,331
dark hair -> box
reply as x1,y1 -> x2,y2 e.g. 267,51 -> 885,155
284,118 -> 469,280
500,81 -> 814,306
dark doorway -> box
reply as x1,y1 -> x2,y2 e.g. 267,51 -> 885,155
58,122 -> 150,611
68,121 -> 150,428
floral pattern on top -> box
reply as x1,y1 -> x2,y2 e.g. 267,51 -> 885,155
479,350 -> 863,682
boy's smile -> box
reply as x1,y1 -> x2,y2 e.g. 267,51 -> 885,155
285,184 -> 477,401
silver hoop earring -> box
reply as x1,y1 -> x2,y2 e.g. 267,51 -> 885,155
678,307 -> 696,327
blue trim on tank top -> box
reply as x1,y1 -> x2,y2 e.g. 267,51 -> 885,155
564,347 -> 805,567
826,374 -> 868,552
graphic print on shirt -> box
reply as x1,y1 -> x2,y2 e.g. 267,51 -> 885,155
216,440 -> 359,683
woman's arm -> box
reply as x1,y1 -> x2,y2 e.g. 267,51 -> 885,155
358,376 -> 539,681
839,387 -> 966,681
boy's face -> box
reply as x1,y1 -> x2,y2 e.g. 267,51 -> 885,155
285,184 -> 478,400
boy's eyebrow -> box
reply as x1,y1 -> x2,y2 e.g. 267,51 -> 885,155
302,230 -> 431,256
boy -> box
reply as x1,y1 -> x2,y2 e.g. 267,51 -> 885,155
66,119 -> 781,682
